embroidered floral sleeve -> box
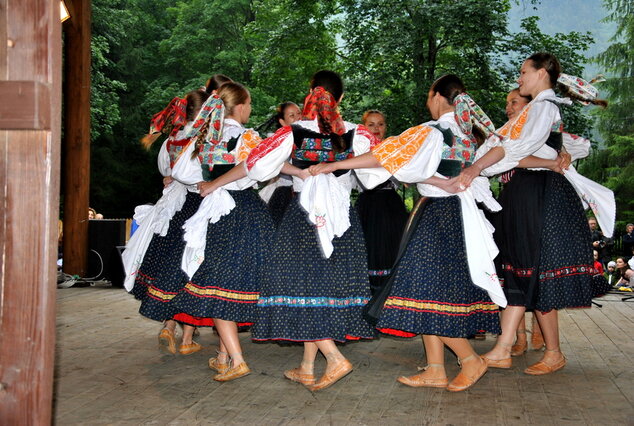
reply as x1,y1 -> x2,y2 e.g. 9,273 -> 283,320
372,125 -> 435,175
236,129 -> 263,163
354,124 -> 444,189
562,132 -> 590,161
246,126 -> 295,182
477,98 -> 561,177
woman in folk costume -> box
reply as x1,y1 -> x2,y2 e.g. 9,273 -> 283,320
355,110 -> 408,296
169,81 -> 274,381
459,52 -> 612,375
125,89 -> 210,355
311,74 -> 505,392
210,70 -> 377,391
502,88 -> 610,356
256,101 -> 302,227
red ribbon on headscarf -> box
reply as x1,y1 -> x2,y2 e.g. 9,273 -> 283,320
149,97 -> 188,137
301,86 -> 346,136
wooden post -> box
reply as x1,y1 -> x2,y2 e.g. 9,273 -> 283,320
0,0 -> 62,423
62,0 -> 91,276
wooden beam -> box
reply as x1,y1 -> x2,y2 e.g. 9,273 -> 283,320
0,0 -> 62,423
0,81 -> 51,129
62,0 -> 91,276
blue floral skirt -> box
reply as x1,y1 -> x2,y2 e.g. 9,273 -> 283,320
171,189 -> 274,325
376,196 -> 501,338
131,191 -> 203,322
494,170 -> 593,311
252,197 -> 375,342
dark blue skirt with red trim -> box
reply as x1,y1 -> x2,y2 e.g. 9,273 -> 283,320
376,196 -> 501,338
493,169 -> 593,311
170,189 -> 274,326
251,197 -> 375,342
131,191 -> 203,322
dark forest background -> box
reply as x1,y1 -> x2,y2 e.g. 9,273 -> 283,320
75,0 -> 632,228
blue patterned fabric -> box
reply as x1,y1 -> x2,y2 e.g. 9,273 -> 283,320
252,198 -> 375,342
171,190 -> 274,324
376,196 -> 501,338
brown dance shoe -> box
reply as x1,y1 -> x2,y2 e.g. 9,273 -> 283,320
213,362 -> 251,382
511,329 -> 528,356
284,368 -> 316,386
447,355 -> 488,392
396,365 -> 448,388
524,354 -> 566,376
158,328 -> 176,354
208,357 -> 230,374
531,331 -> 545,351
481,355 -> 512,369
309,359 -> 353,391
510,341 -> 528,356
179,341 -> 202,355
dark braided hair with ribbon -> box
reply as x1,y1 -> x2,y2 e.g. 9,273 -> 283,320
302,70 -> 348,153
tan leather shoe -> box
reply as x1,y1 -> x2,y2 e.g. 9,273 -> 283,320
213,362 -> 251,382
531,331 -> 545,350
208,357 -> 230,374
524,356 -> 566,375
309,359 -> 353,391
179,341 -> 202,355
284,368 -> 316,386
511,341 -> 528,356
481,355 -> 512,369
447,356 -> 488,392
158,328 -> 176,354
397,371 -> 448,388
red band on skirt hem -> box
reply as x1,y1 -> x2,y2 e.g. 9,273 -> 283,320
172,313 -> 253,328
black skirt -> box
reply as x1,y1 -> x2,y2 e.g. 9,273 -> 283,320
267,185 -> 294,228
493,170 -> 594,311
131,191 -> 203,322
356,184 -> 408,296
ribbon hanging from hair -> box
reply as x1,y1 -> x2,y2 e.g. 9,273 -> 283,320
301,86 -> 347,136
557,73 -> 602,105
182,94 -> 226,173
453,93 -> 496,144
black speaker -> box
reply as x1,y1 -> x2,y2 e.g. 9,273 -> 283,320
87,219 -> 126,286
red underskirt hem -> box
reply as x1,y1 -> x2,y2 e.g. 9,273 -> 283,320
172,313 -> 253,328
376,328 -> 417,338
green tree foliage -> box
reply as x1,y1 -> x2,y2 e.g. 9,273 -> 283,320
580,0 -> 634,226
338,0 -> 511,132
85,0 -> 597,217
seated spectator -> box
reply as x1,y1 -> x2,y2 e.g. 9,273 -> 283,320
615,257 -> 634,288
593,250 -> 604,275
605,261 -> 617,287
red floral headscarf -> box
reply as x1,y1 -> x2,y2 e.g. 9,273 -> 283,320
149,97 -> 188,137
301,86 -> 346,136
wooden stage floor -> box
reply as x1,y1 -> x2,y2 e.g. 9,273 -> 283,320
54,287 -> 634,425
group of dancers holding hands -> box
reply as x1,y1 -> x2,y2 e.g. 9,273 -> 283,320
124,52 -> 614,392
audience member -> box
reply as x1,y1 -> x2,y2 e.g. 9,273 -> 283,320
589,217 -> 612,266
615,257 -> 633,287
623,223 -> 634,257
